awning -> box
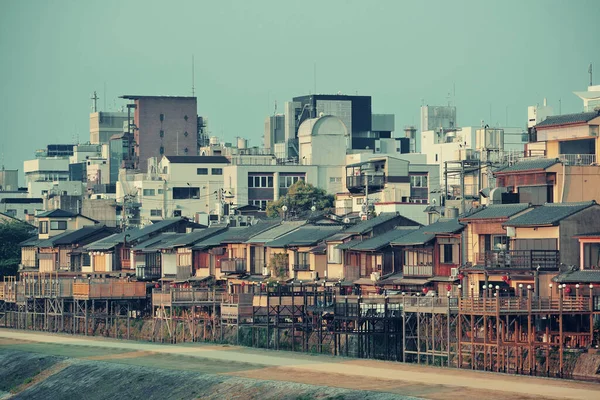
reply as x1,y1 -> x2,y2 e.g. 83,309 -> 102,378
353,277 -> 376,286
394,278 -> 430,286
428,276 -> 459,283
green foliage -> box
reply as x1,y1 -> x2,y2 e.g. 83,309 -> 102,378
0,221 -> 35,279
269,253 -> 289,278
266,180 -> 334,218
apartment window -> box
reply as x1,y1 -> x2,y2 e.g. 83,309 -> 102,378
159,113 -> 164,122
248,175 -> 273,188
157,189 -> 164,194
159,146 -> 164,155
197,168 -> 208,175
143,189 -> 155,196
356,198 -> 364,205
6,209 -> 16,217
279,175 -> 303,188
159,130 -> 164,138
410,175 -> 428,187
184,147 -> 189,153
150,209 -> 162,217
211,168 -> 223,175
39,221 -> 48,234
184,131 -> 189,137
184,115 -> 188,121
329,177 -> 342,183
173,187 -> 200,199
50,221 -> 67,230
172,210 -> 182,217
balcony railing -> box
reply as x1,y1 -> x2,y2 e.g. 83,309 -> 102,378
346,174 -> 386,194
136,265 -> 161,280
293,263 -> 310,271
403,264 -> 433,277
220,258 -> 246,273
482,250 -> 560,270
559,154 -> 597,165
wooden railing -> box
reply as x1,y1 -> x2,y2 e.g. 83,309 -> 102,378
403,264 -> 433,277
73,280 -> 146,299
459,296 -> 592,313
481,250 -> 560,270
152,288 -> 227,305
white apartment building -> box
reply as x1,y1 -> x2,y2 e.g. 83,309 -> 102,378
24,157 -> 84,198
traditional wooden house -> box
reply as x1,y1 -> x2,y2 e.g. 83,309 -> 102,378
265,225 -> 344,281
387,218 -> 465,295
83,218 -> 202,274
245,221 -> 305,275
26,225 -> 115,274
497,201 -> 600,298
340,227 -> 417,294
132,233 -> 187,280
325,213 -> 422,283
35,209 -> 98,240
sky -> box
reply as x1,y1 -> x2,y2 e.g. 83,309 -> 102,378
1,0 -> 599,182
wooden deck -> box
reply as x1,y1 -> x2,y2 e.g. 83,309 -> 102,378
152,288 -> 226,306
72,280 -> 147,300
458,296 -> 593,314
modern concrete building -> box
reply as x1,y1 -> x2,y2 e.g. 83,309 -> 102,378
0,169 -> 18,191
121,95 -> 199,171
23,157 -> 84,198
90,111 -> 128,145
574,84 -> 600,112
419,105 -> 457,152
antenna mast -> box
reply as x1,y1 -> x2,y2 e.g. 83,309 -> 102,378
91,91 -> 99,113
192,55 -> 196,97
589,63 -> 593,87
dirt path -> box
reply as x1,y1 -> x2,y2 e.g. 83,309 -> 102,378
1,329 -> 599,400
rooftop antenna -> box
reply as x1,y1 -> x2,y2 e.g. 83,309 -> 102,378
103,82 -> 107,111
273,100 -> 277,115
313,62 -> 317,95
91,91 -> 99,112
589,63 -> 593,87
192,55 -> 196,97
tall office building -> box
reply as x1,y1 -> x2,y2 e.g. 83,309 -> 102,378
120,95 -> 199,171
90,112 -> 128,145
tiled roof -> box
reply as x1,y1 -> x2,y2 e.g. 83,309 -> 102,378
20,237 -> 44,247
336,238 -> 364,250
342,213 -> 420,235
535,111 -> 599,128
37,226 -> 114,248
553,269 -> 600,284
350,228 -> 417,251
324,232 -> 355,243
164,155 -> 230,164
35,209 -> 78,218
163,227 -> 227,248
84,218 -> 194,250
460,203 -> 530,220
246,221 -> 305,243
266,225 -> 343,247
494,158 -> 559,174
390,218 -> 464,246
220,221 -> 279,243
504,201 -> 596,227
309,243 -> 327,254
133,233 -> 186,252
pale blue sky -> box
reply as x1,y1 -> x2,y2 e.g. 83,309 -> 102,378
1,0 -> 599,179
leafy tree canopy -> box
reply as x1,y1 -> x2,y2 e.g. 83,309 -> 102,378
266,180 -> 334,218
0,221 -> 36,279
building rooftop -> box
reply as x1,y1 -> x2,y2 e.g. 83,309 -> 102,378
266,225 -> 343,248
132,233 -> 186,252
245,221 -> 305,244
120,95 -> 196,100
163,155 -> 230,164
505,201 -> 596,227
495,158 -> 559,174
535,111 -> 599,128
36,226 -> 114,248
553,269 -> 600,284
342,213 -> 420,235
460,203 -> 531,221
390,218 -> 464,246
349,228 -> 418,251
162,227 -> 228,248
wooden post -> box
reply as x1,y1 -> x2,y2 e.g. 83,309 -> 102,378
559,287 -> 564,377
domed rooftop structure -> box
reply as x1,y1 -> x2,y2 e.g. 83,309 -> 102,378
297,115 -> 348,138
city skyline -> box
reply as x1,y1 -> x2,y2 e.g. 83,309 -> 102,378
1,0 -> 599,173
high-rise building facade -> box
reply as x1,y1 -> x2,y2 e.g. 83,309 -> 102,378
121,95 -> 199,171
90,112 -> 128,144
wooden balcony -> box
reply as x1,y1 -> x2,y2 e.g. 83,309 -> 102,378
220,258 -> 246,273
346,174 -> 386,194
293,263 -> 310,271
481,250 -> 560,270
136,265 -> 161,280
458,296 -> 593,314
403,264 -> 433,277
152,288 -> 227,306
73,280 -> 146,300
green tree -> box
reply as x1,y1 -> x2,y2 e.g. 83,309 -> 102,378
266,180 -> 334,218
0,221 -> 36,278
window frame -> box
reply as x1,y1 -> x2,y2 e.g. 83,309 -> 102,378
50,220 -> 67,231
196,168 -> 208,175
